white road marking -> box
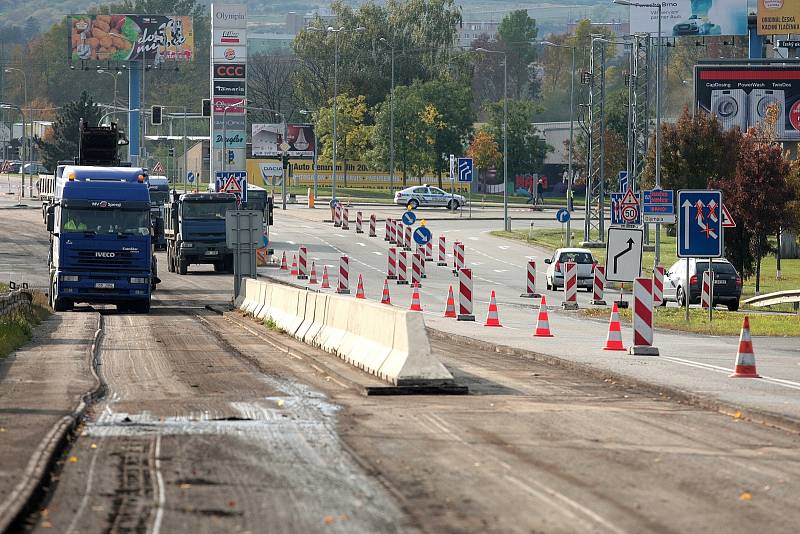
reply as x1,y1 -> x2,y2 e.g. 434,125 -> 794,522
468,236 -> 479,241
357,242 -> 366,247
65,445 -> 101,533
660,356 -> 800,391
493,269 -> 508,273
151,434 -> 166,534
498,245 -> 510,250
287,240 -> 295,245
372,251 -> 383,256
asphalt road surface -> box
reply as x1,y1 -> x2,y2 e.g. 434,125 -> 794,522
3,205 -> 800,533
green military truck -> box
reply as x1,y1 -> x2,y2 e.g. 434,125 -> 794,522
164,192 -> 238,275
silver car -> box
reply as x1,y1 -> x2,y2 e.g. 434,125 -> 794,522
394,184 -> 466,210
544,248 -> 597,291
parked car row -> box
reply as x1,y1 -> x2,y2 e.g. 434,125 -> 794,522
542,248 -> 742,311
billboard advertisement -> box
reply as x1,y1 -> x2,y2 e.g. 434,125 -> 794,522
252,124 -> 316,157
629,1 -> 747,36
758,0 -> 800,35
69,14 -> 194,62
695,64 -> 800,141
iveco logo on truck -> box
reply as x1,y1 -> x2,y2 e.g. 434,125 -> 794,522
95,252 -> 116,258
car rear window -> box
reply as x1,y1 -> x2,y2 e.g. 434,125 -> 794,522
696,262 -> 737,275
558,252 -> 594,264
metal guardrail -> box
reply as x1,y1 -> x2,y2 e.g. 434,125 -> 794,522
742,290 -> 800,308
0,289 -> 33,318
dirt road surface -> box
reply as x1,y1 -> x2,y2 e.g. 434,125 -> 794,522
3,207 -> 799,533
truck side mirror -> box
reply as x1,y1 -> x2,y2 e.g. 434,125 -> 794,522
46,207 -> 55,233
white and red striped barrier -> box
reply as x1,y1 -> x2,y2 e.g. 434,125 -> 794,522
630,277 -> 658,355
411,252 -> 423,287
453,241 -> 465,275
333,204 -> 342,227
592,265 -> 606,305
397,250 -> 409,285
387,247 -> 397,280
653,265 -> 665,306
404,224 -> 412,251
457,268 -> 475,321
396,221 -> 403,246
701,270 -> 713,309
356,211 -> 363,233
297,246 -> 308,280
391,219 -> 399,244
420,251 -> 427,278
562,261 -> 578,309
437,235 -> 447,266
342,207 -> 350,230
337,255 -> 350,294
384,218 -> 391,241
425,240 -> 433,261
330,204 -> 336,224
369,214 -> 377,237
520,260 -> 540,298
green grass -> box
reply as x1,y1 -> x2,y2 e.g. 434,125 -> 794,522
580,306 -> 800,337
0,296 -> 51,359
492,228 -> 800,300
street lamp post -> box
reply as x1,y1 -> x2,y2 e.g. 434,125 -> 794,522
614,0 -> 663,266
475,48 -> 509,231
308,25 -> 365,202
5,68 -> 27,197
539,41 -> 576,245
379,37 -> 396,192
97,68 -> 123,119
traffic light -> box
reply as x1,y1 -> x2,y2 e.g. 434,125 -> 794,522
151,105 -> 162,125
168,147 -> 175,157
202,98 -> 211,117
281,152 -> 290,170
266,196 -> 274,225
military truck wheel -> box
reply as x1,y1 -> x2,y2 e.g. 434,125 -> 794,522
178,259 -> 188,275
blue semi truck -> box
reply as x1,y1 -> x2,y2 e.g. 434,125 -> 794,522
45,122 -> 156,313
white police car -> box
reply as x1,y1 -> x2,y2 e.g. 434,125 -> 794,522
393,184 -> 466,209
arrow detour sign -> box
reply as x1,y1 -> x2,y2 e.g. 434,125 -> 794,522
605,227 -> 644,283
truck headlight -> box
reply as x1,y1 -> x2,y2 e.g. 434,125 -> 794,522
60,275 -> 79,282
130,277 -> 149,284
180,242 -> 193,248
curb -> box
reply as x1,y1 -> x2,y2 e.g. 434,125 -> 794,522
0,313 -> 105,532
426,327 -> 800,435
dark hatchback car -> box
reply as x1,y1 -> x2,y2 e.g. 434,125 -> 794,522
663,258 -> 742,311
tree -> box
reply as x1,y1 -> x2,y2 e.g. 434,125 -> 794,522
248,52 -> 300,122
315,94 -> 372,186
37,92 -> 103,171
496,10 -> 538,99
486,99 -> 550,183
467,128 -> 501,185
712,129 -> 798,290
642,107 -> 739,191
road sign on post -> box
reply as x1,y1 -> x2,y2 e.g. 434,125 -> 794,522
605,227 -> 644,283
611,190 -> 641,226
187,171 -> 195,184
215,171 -> 248,205
449,154 -> 455,181
457,157 -> 473,182
401,209 -> 417,225
642,188 -> 675,224
618,171 -> 629,193
677,190 -> 723,258
413,224 -> 432,246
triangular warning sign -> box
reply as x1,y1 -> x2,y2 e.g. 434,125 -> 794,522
223,175 -> 242,194
620,188 -> 638,206
721,203 -> 736,228
152,161 -> 165,174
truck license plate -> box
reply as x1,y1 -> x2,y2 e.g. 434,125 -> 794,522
95,282 -> 114,289
714,280 -> 726,285
205,250 -> 219,255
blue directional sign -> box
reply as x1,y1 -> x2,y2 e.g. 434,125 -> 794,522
215,171 -> 247,204
457,157 -> 474,182
413,225 -> 432,245
611,190 -> 640,226
677,190 -> 723,258
618,171 -> 629,193
187,171 -> 195,184
556,208 -> 570,223
402,210 -> 417,225
642,188 -> 675,224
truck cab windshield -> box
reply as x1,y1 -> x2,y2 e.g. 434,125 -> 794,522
61,208 -> 150,235
182,201 -> 235,219
150,191 -> 170,205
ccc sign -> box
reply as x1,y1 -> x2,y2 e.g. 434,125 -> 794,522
214,63 -> 246,79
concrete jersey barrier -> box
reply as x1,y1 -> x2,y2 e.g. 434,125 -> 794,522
239,278 -> 454,386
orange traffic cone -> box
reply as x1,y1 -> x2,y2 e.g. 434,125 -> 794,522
280,251 -> 288,271
356,274 -> 366,299
444,286 -> 457,318
603,303 -> 625,351
534,295 -> 554,337
309,262 -> 318,284
290,254 -> 298,276
484,290 -> 502,327
380,278 -> 392,305
321,265 -> 331,288
730,316 -> 761,378
409,283 -> 423,311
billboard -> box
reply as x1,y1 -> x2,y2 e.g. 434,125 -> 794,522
758,0 -> 800,35
628,1 -> 748,36
695,64 -> 800,141
252,124 -> 316,157
69,14 -> 194,62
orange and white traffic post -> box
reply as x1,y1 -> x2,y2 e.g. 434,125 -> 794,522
534,295 -> 554,337
380,278 -> 392,305
730,316 -> 760,378
484,290 -> 502,327
321,265 -> 331,288
409,283 -> 423,311
355,274 -> 366,299
603,302 -> 625,351
444,285 -> 457,318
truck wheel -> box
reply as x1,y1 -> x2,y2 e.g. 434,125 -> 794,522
134,300 -> 151,313
178,259 -> 188,275
53,298 -> 72,312
225,256 -> 234,274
